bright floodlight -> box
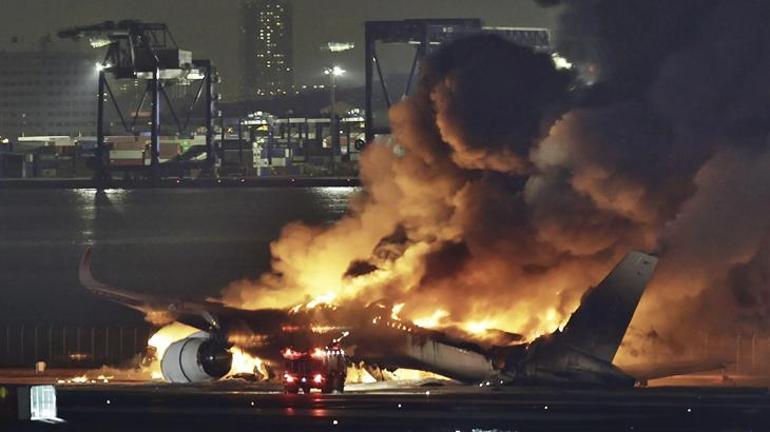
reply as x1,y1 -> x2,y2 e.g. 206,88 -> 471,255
95,62 -> 111,72
89,37 -> 112,48
324,66 -> 346,77
551,53 -> 573,70
326,42 -> 355,53
185,69 -> 206,80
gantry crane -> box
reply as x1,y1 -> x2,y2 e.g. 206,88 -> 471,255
59,20 -> 219,180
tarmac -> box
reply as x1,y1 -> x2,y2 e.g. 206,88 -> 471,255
2,376 -> 769,431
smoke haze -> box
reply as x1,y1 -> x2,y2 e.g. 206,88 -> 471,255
225,0 -> 770,363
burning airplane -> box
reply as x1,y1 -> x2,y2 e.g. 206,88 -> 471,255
76,8 -> 770,387
78,247 -> 711,387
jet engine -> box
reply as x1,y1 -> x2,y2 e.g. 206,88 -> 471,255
160,332 -> 232,383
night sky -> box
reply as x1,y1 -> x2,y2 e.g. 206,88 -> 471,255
0,0 -> 558,99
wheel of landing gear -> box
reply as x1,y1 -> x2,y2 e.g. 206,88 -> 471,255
336,376 -> 345,393
285,386 -> 299,394
302,385 -> 311,394
321,377 -> 334,394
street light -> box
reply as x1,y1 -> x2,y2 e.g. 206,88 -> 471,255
325,42 -> 355,53
324,65 -> 346,77
321,42 -> 355,173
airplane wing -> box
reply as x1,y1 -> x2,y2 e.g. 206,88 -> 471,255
78,247 -> 289,333
621,358 -> 728,382
559,251 -> 658,364
79,246 -> 159,313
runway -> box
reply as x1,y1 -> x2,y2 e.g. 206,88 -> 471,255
6,381 -> 770,431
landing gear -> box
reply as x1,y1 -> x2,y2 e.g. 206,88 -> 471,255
336,375 -> 345,393
322,375 -> 345,394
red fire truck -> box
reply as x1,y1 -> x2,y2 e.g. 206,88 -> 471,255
282,344 -> 347,394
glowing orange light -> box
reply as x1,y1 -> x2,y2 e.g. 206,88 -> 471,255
391,302 -> 405,320
413,309 -> 449,328
311,348 -> 326,359
282,348 -> 305,360
464,320 -> 495,335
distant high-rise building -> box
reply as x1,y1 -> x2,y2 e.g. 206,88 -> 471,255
241,0 -> 293,99
0,51 -> 97,138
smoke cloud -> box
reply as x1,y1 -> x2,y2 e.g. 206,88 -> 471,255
538,0 -> 770,362
225,1 -> 770,363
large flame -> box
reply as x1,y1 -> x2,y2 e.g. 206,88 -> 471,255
222,23 -> 770,370
228,224 -> 577,344
412,309 -> 449,328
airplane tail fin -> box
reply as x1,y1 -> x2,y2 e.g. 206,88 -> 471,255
621,357 -> 729,383
560,251 -> 658,363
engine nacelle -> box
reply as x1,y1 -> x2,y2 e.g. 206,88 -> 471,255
160,332 -> 232,383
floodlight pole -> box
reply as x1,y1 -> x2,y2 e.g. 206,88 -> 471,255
150,67 -> 161,178
323,42 -> 353,172
95,69 -> 108,182
200,60 -> 215,167
330,70 -> 338,165
364,34 -> 374,143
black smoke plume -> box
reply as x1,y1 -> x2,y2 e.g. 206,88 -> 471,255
226,3 -> 770,365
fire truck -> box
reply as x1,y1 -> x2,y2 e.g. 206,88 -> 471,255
282,344 -> 347,394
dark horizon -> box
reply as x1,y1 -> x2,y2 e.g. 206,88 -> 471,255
0,0 -> 558,100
